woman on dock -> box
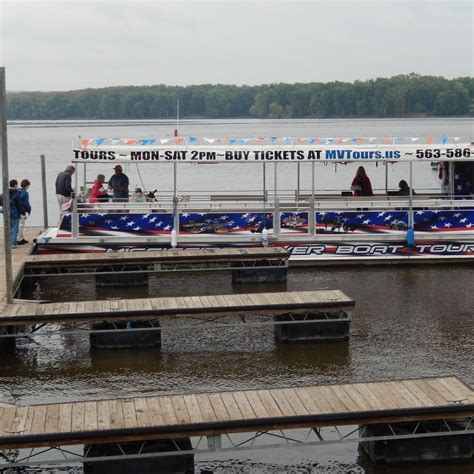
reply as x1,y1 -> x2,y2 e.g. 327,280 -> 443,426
351,166 -> 373,196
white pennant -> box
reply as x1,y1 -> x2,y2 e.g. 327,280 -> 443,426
160,139 -> 170,144
453,137 -> 461,141
410,138 -> 419,142
204,138 -> 215,144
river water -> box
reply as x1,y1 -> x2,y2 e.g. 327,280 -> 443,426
1,119 -> 473,473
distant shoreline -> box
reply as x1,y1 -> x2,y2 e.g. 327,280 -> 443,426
6,74 -> 473,121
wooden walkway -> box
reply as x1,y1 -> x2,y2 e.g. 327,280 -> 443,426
0,376 -> 472,449
0,226 -> 41,301
0,290 -> 353,325
27,247 -> 289,267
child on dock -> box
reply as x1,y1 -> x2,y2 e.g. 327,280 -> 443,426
17,179 -> 31,245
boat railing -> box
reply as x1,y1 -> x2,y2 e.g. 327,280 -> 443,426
75,190 -> 473,213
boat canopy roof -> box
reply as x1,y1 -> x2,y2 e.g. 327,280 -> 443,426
73,137 -> 474,164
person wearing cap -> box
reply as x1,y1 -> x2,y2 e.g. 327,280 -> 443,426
108,165 -> 129,202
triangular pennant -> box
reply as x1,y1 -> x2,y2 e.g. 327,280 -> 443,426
125,139 -> 136,145
326,138 -> 334,144
383,137 -> 392,143
229,138 -> 237,145
395,137 -> 403,142
410,138 -> 419,142
95,138 -> 105,146
441,136 -> 448,145
81,139 -> 90,149
175,137 -> 185,145
160,139 -> 170,144
368,137 -> 376,142
454,137 -> 461,141
188,136 -> 198,143
426,136 -> 433,144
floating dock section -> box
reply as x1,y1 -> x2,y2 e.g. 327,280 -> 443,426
0,377 -> 472,470
0,290 -> 354,349
23,247 -> 290,286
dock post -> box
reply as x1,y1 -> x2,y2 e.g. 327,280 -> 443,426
0,67 -> 14,304
72,168 -> 79,238
40,154 -> 48,230
309,196 -> 316,236
273,161 -> 280,237
207,434 -> 222,451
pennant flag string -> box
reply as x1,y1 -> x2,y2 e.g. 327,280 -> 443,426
81,135 -> 470,147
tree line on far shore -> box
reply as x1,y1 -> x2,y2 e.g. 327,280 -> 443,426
7,74 -> 474,120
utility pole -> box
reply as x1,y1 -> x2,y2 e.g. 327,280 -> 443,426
0,67 -> 13,303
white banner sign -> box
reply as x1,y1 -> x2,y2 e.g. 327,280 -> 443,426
73,144 -> 474,163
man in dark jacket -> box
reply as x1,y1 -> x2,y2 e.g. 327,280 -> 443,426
55,165 -> 75,211
8,179 -> 26,248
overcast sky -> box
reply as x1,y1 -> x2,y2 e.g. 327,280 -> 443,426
0,0 -> 472,91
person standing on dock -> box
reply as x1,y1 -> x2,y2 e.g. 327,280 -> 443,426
17,179 -> 31,245
8,180 -> 26,249
55,165 -> 75,210
108,165 -> 129,202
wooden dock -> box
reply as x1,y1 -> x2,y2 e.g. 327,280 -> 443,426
0,290 -> 353,326
0,376 -> 472,449
24,247 -> 289,276
0,226 -> 41,302
27,247 -> 288,266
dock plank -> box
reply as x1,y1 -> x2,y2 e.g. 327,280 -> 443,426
193,394 -> 217,423
44,404 -> 61,434
122,399 -> 138,429
158,397 -> 178,426
30,405 -> 47,435
58,404 -> 73,434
